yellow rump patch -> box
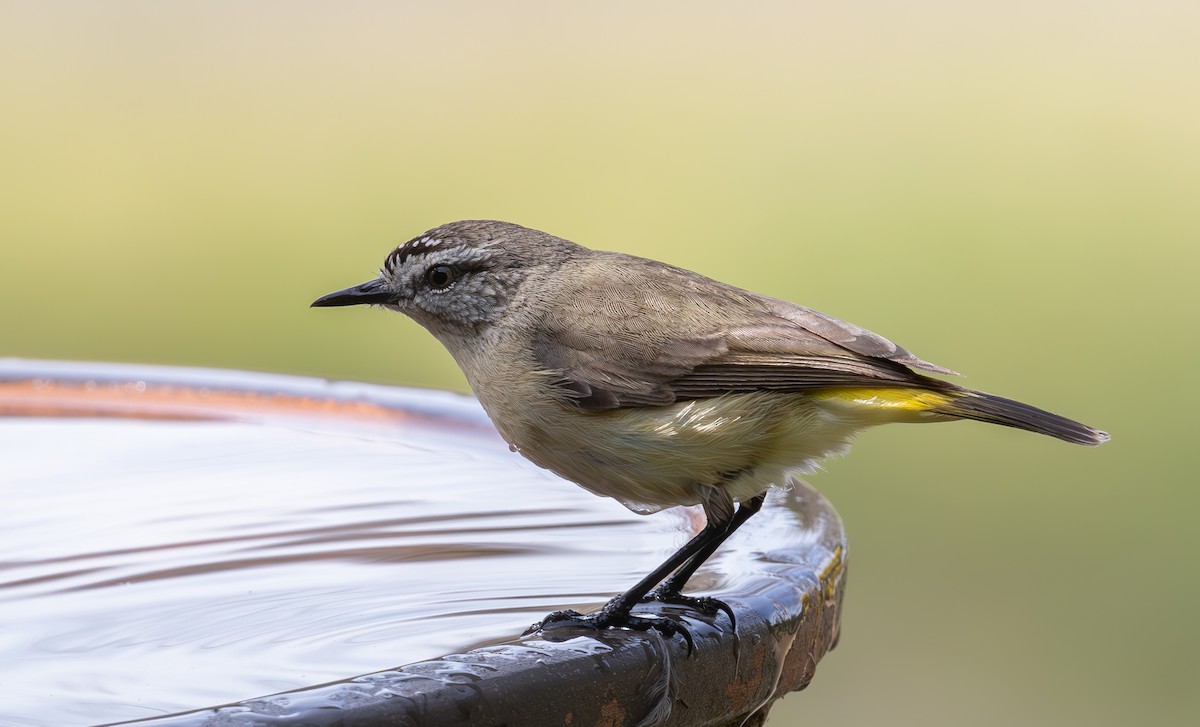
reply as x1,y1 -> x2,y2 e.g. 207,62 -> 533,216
812,387 -> 954,412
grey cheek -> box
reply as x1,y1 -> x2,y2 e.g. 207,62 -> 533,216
443,297 -> 483,324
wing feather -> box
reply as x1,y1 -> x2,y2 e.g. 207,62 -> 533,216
531,254 -> 957,410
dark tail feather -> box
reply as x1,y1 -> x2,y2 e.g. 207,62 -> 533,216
939,390 -> 1110,446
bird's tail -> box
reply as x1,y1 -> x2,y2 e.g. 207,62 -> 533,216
935,389 -> 1109,446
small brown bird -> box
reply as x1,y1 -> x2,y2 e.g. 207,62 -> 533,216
313,220 -> 1107,647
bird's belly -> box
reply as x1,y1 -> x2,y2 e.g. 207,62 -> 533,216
499,391 -> 872,514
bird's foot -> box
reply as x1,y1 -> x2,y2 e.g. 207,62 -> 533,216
529,604 -> 696,655
642,585 -> 736,631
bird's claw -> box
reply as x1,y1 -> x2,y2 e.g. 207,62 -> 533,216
526,608 -> 587,633
642,588 -> 737,631
528,607 -> 696,655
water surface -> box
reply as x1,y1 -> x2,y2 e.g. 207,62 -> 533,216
0,362 -> 808,726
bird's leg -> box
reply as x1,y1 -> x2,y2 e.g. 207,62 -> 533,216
534,517 -> 733,653
643,494 -> 766,629
534,494 -> 767,651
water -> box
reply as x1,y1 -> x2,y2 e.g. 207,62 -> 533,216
0,360 -> 833,726
0,362 -> 835,724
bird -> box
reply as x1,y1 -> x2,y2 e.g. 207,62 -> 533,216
311,219 -> 1108,649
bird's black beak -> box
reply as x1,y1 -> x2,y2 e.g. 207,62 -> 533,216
310,279 -> 394,307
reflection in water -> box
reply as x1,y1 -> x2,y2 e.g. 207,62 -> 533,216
0,367 -> 816,726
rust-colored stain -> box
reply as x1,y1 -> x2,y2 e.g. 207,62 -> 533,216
597,696 -> 627,726
0,378 -> 415,425
725,641 -> 765,704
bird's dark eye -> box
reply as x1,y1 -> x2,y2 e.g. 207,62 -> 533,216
424,264 -> 457,290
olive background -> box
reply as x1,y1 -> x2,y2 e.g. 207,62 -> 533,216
2,2 -> 1196,725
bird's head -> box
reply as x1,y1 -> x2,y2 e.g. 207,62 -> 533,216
311,220 -> 581,339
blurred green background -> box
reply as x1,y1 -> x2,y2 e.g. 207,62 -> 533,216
2,1 -> 1196,724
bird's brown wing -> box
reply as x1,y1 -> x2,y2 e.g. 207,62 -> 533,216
531,256 -> 958,411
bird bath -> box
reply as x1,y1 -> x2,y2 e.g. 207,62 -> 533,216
0,360 -> 846,726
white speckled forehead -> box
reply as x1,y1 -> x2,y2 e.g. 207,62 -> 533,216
383,232 -> 509,276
